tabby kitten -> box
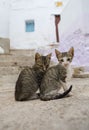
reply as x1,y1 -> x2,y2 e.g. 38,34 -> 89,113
39,47 -> 74,101
15,53 -> 52,101
55,47 -> 74,91
39,63 -> 72,101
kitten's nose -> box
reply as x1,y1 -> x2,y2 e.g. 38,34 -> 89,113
64,63 -> 68,67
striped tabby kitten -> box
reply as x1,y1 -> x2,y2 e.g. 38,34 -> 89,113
39,47 -> 74,101
15,53 -> 51,101
55,47 -> 74,91
40,47 -> 74,101
39,63 -> 72,101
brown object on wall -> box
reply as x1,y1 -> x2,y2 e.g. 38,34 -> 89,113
55,15 -> 61,42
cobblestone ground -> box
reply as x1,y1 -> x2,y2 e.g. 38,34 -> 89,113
0,72 -> 89,130
0,75 -> 89,130
0,32 -> 89,130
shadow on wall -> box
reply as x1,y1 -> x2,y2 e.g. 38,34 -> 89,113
0,38 -> 10,54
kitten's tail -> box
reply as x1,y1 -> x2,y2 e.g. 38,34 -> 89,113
40,85 -> 72,101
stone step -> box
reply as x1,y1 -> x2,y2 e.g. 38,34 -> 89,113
0,60 -> 34,67
73,66 -> 89,78
0,55 -> 35,67
0,37 -> 10,54
0,66 -> 20,75
0,50 -> 89,78
0,55 -> 34,61
0,50 -> 36,67
73,72 -> 89,78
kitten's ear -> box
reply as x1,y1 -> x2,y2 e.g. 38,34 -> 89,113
35,53 -> 41,61
55,49 -> 61,58
68,47 -> 74,57
47,53 -> 52,59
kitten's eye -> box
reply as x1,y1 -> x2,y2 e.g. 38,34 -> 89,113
67,58 -> 71,61
60,59 -> 64,62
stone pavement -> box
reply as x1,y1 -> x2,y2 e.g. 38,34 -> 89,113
0,50 -> 89,130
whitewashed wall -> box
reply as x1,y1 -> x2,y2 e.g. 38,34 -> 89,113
10,9 -> 55,49
0,0 -> 89,51
54,0 -> 89,66
0,0 -> 89,66
10,0 -> 89,49
59,0 -> 89,37
36,0 -> 89,66
59,0 -> 83,37
10,0 -> 56,49
81,0 -> 89,34
0,0 -> 10,38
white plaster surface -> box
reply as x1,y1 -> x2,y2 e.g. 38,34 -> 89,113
0,0 -> 89,66
38,28 -> 89,67
0,47 -> 4,54
0,0 -> 10,38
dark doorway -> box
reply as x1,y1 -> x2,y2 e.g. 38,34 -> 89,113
55,15 -> 61,42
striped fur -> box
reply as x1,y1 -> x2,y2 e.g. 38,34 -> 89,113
39,47 -> 74,101
15,53 -> 51,101
40,64 -> 72,101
